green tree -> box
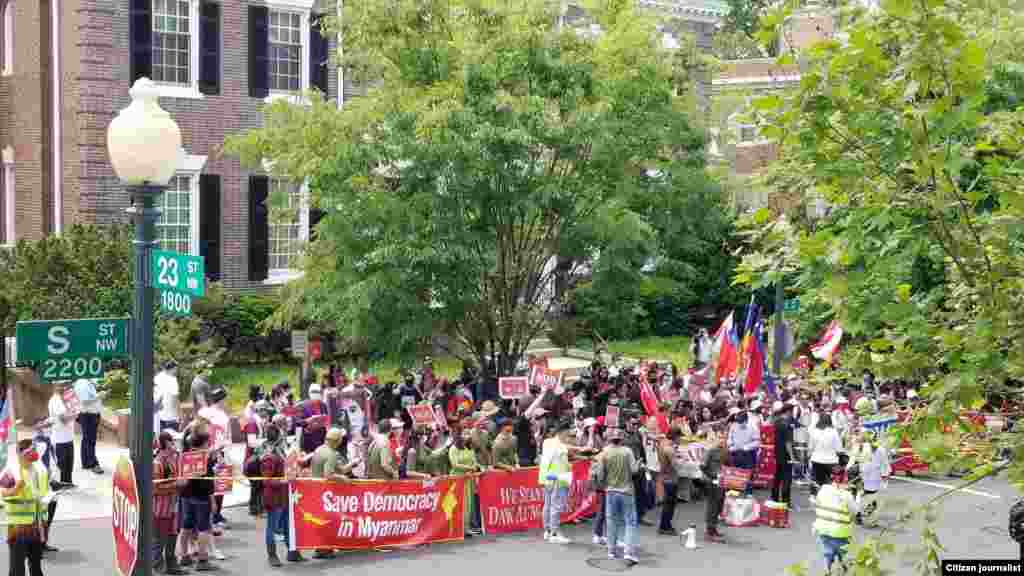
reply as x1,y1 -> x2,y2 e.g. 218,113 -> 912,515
736,0 -> 1024,572
227,0 -> 708,374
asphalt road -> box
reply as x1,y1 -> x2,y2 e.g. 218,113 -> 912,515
31,474 -> 1021,576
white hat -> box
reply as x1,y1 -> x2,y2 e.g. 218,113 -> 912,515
836,395 -> 848,404
309,384 -> 322,394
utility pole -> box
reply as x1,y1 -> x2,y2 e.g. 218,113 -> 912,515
772,279 -> 784,379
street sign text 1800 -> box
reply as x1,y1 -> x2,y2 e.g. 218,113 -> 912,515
159,290 -> 192,316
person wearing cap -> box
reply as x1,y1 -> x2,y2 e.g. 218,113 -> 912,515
46,383 -> 75,488
2,438 -> 50,576
771,401 -> 796,505
540,418 -> 579,545
28,419 -> 58,554
726,406 -> 759,496
154,361 -> 181,432
492,418 -> 518,471
310,428 -> 356,559
299,384 -> 330,454
599,427 -> 640,565
73,378 -> 106,475
832,396 -> 852,439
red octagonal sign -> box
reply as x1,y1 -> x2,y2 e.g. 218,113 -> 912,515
112,455 -> 139,576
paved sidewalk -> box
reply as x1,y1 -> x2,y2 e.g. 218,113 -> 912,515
1,434 -> 251,524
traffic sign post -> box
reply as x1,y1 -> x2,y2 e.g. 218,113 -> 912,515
112,454 -> 139,576
15,317 -> 130,362
151,250 -> 205,297
784,298 -> 800,312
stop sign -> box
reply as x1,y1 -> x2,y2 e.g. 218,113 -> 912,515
112,455 -> 139,576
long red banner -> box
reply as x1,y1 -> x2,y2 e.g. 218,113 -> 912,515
289,477 -> 467,550
477,460 -> 599,535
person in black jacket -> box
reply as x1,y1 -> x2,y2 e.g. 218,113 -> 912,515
701,432 -> 727,542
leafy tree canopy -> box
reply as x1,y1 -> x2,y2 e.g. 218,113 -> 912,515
228,0 -> 711,373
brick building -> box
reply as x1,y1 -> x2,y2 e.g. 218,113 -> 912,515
0,0 -> 344,291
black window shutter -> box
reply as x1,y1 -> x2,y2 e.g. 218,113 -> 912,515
199,174 -> 222,281
248,6 -> 270,98
310,14 -> 329,95
309,207 -> 326,240
198,2 -> 220,95
248,175 -> 269,281
130,0 -> 152,83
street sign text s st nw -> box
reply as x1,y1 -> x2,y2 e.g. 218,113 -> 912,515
151,249 -> 205,297
15,318 -> 130,362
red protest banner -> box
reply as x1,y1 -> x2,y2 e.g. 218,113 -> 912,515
604,405 -> 620,429
407,404 -> 436,428
290,477 -> 467,550
530,366 -> 562,392
498,377 -> 528,400
63,388 -> 82,419
180,450 -> 208,479
477,461 -> 599,535
214,463 -> 233,496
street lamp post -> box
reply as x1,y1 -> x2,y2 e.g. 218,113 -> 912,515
107,78 -> 183,576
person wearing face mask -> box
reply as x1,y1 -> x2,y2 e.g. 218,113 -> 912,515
299,384 -> 329,454
726,408 -> 760,496
258,422 -> 304,566
154,431 -> 187,575
1,439 -> 49,576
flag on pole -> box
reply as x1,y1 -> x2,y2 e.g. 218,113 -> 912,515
744,319 -> 767,396
638,379 -> 669,434
811,320 -> 843,362
738,299 -> 760,376
714,313 -> 739,382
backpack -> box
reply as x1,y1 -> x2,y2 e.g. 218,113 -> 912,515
1010,500 -> 1024,543
588,457 -> 607,491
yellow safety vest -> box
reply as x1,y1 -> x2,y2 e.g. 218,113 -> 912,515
813,484 -> 852,539
539,439 -> 571,488
3,464 -> 48,527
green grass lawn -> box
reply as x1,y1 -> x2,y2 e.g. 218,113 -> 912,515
600,336 -> 694,368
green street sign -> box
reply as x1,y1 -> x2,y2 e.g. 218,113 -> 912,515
158,289 -> 193,317
15,317 -> 130,363
784,298 -> 800,312
151,250 -> 205,297
39,356 -> 106,382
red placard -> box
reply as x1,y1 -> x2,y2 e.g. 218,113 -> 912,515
290,477 -> 467,550
432,405 -> 449,431
209,424 -> 229,449
406,404 -> 436,428
498,377 -> 528,400
112,455 -> 139,576
604,405 -> 620,429
478,461 -> 600,535
180,450 -> 208,479
530,366 -> 562,392
63,388 -> 82,419
308,341 -> 322,360
214,463 -> 233,496
305,414 -> 329,429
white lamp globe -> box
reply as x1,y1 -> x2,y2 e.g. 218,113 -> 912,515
107,77 -> 184,186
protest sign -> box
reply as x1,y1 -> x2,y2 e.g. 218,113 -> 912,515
289,477 -> 466,550
214,463 -> 233,495
604,405 -> 620,429
529,366 -> 562,392
180,450 -> 208,479
477,461 -> 599,535
498,377 -> 528,400
63,388 -> 82,419
407,404 -> 436,428
432,405 -> 448,430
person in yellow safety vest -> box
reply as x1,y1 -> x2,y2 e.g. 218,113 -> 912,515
812,468 -> 860,574
1,438 -> 49,576
540,419 -> 583,544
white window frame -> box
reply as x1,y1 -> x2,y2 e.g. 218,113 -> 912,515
155,154 -> 206,255
264,178 -> 309,285
264,0 -> 313,105
151,0 -> 204,100
2,1 -> 13,76
2,145 -> 13,246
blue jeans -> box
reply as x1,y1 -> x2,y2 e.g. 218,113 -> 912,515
605,491 -> 637,558
543,484 -> 568,534
817,534 -> 849,571
266,508 -> 289,547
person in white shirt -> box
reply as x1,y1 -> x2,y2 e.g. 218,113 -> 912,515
48,382 -> 76,487
154,361 -> 181,432
809,412 -> 843,487
73,378 -> 106,474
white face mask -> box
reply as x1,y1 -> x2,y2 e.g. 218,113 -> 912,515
310,393 -> 322,402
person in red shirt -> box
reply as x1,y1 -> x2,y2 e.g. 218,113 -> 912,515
258,423 -> 304,567
154,431 -> 187,575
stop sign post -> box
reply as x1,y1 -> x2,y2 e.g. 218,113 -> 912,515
112,455 -> 139,576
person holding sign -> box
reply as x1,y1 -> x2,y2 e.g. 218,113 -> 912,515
309,428 -> 356,559
178,431 -> 216,572
154,431 -> 187,575
46,383 -> 75,488
1,439 -> 49,576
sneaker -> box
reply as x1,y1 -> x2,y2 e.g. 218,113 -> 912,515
549,534 -> 572,545
592,535 -> 607,545
543,531 -> 550,541
210,549 -> 226,561
91,466 -> 106,475
179,556 -> 194,567
658,528 -> 678,536
194,560 -> 216,572
607,552 -> 617,560
275,534 -> 285,543
624,555 -> 639,566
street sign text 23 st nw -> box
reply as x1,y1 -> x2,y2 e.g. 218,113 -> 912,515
15,317 -> 130,362
151,249 -> 205,297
